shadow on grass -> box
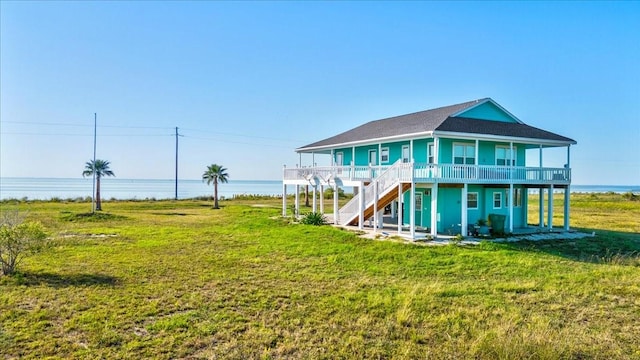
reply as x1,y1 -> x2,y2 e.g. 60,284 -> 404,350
60,211 -> 128,222
491,228 -> 640,265
151,212 -> 189,216
4,271 -> 120,288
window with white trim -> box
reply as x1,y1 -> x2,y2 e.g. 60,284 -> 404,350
428,143 -> 435,164
513,188 -> 522,207
496,145 -> 516,166
467,192 -> 478,209
380,147 -> 389,163
335,152 -> 343,166
493,192 -> 502,209
453,143 -> 475,165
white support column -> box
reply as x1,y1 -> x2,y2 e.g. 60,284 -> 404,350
319,185 -> 324,214
350,160 -> 354,181
539,145 -> 543,167
510,142 -> 514,166
312,186 -> 317,213
509,184 -> 514,233
352,147 -> 356,169
333,182 -> 339,225
475,139 -> 479,180
331,149 -> 335,166
397,183 -> 403,235
548,185 -> 554,230
475,139 -> 479,164
431,184 -> 438,236
373,180 -> 378,232
434,137 -> 439,165
282,183 -> 287,217
410,181 -> 416,239
410,139 -> 414,162
564,185 -> 570,231
312,152 -> 315,167
391,200 -> 396,220
539,187 -> 545,228
358,183 -> 365,230
564,145 -> 571,231
295,184 -> 300,217
461,183 -> 468,236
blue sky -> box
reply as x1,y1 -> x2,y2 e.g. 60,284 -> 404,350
1,1 -> 638,184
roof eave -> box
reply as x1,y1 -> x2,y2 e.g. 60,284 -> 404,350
433,130 -> 577,146
295,131 -> 435,153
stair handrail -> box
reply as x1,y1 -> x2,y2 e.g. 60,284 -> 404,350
338,160 -> 407,224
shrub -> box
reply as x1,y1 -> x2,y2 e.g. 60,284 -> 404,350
323,187 -> 349,199
0,211 -> 48,276
622,191 -> 639,201
300,212 -> 326,226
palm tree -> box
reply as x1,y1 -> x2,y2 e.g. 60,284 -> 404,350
82,159 -> 115,211
202,164 -> 229,209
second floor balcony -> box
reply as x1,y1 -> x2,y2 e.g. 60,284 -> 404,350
283,162 -> 571,186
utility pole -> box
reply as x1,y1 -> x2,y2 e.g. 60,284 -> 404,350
175,127 -> 182,200
92,113 -> 97,213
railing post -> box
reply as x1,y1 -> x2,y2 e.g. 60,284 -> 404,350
282,164 -> 287,217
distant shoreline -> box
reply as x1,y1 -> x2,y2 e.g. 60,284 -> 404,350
0,177 -> 638,201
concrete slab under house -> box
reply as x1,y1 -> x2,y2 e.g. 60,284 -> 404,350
282,98 -> 577,240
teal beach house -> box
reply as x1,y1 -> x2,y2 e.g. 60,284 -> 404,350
282,98 -> 576,239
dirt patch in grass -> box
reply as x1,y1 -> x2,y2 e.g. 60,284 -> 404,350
60,211 -> 128,222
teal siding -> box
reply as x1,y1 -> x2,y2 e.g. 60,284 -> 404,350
412,139 -> 428,163
478,141 -> 494,165
381,141 -> 409,164
438,138 -> 453,164
355,145 -> 379,165
437,187 -> 462,232
402,188 -> 432,227
517,146 -> 525,166
333,147 -> 353,166
457,102 -> 517,123
467,185 -> 484,225
482,187 -> 526,230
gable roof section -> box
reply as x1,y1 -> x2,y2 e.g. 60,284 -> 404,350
453,99 -> 522,123
297,98 -> 575,152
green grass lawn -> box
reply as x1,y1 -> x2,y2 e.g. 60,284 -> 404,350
1,194 -> 639,359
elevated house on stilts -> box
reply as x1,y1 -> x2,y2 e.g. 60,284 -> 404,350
282,98 -> 576,239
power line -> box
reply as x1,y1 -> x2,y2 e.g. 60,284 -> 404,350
0,131 -> 171,137
182,135 -> 294,149
180,127 -> 304,143
0,120 -> 173,130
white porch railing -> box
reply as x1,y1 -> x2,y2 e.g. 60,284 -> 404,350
284,163 -> 571,185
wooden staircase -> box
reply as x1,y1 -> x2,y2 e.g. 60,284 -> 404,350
346,182 -> 411,226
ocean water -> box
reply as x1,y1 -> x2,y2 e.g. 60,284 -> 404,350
0,177 -> 283,200
0,178 -> 638,201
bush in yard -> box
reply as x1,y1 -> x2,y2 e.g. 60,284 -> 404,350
0,211 -> 47,276
300,212 -> 326,226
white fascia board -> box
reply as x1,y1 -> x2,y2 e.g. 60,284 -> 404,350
451,98 -> 524,124
295,131 -> 435,153
433,131 -> 576,147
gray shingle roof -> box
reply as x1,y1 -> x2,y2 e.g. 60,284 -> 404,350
297,98 -> 575,151
438,117 -> 576,143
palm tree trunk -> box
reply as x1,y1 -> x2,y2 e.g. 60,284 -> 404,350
96,176 -> 102,211
214,180 -> 219,209
305,185 -> 310,207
